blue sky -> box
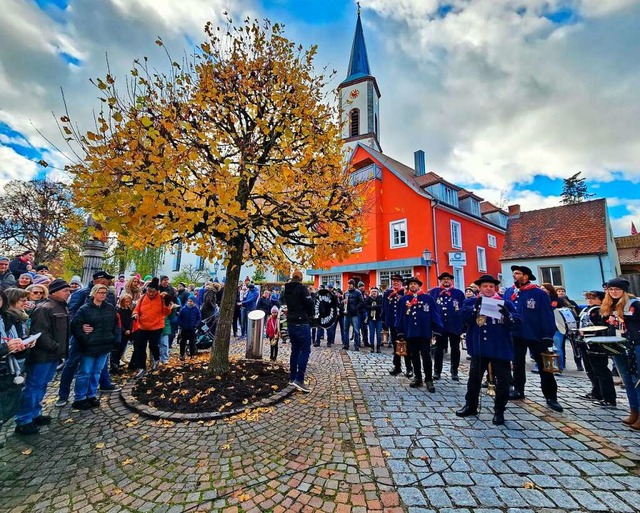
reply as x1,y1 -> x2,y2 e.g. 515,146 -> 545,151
2,0 -> 639,235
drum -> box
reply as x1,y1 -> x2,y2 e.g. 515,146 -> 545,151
586,336 -> 628,356
555,307 -> 577,335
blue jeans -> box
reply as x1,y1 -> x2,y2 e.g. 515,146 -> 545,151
59,336 -> 112,401
15,361 -> 58,426
613,346 -> 640,411
553,331 -> 565,371
314,328 -> 324,345
159,334 -> 169,363
288,323 -> 311,383
369,319 -> 382,349
342,316 -> 361,349
74,353 -> 110,401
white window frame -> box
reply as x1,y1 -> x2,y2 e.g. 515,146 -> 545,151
488,234 -> 497,248
390,219 -> 408,249
477,246 -> 487,272
450,220 -> 462,249
320,274 -> 342,288
453,266 -> 465,290
378,268 -> 413,288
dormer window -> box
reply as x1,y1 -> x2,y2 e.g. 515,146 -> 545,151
444,186 -> 458,206
350,108 -> 360,137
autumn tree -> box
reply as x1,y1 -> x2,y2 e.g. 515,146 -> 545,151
62,17 -> 365,374
0,179 -> 83,266
561,172 -> 594,205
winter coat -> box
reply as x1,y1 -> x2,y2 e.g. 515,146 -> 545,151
399,292 -> 443,339
71,301 -> 118,356
200,289 -> 217,320
343,289 -> 364,317
133,293 -> 172,331
364,296 -> 383,322
0,270 -> 16,290
266,315 -> 279,339
68,284 -> 116,317
280,282 -> 313,326
178,305 -> 202,330
503,285 -> 555,341
257,297 -> 272,318
27,298 -> 69,364
462,297 -> 520,360
429,286 -> 466,335
9,257 -> 30,280
242,288 -> 259,312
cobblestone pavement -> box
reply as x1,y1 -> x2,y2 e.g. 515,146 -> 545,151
1,338 -> 639,512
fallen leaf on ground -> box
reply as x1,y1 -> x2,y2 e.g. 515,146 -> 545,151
95,443 -> 105,449
21,448 -> 32,455
122,458 -> 134,465
64,418 -> 74,424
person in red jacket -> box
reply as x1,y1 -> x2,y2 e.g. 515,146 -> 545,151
129,278 -> 173,378
266,306 -> 280,361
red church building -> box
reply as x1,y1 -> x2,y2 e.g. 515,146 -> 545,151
308,11 -> 508,290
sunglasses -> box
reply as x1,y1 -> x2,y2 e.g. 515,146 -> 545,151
31,291 -> 44,295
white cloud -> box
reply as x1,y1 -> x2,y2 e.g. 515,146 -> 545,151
0,145 -> 39,188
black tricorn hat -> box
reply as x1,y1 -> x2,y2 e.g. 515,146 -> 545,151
438,272 -> 454,280
404,276 -> 423,287
510,265 -> 536,281
473,274 -> 501,286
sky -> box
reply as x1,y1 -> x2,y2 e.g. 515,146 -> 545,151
1,0 -> 640,235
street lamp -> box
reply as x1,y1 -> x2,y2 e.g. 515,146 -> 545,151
213,261 -> 220,279
422,248 -> 433,290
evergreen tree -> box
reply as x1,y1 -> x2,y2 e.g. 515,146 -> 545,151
561,172 -> 594,204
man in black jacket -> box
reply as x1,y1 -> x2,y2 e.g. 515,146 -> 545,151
280,270 -> 314,393
341,279 -> 364,351
14,279 -> 71,435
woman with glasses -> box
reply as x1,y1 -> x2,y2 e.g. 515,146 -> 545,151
4,288 -> 30,340
26,284 -> 48,311
596,277 -> 640,429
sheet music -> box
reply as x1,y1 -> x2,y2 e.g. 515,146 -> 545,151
479,297 -> 504,320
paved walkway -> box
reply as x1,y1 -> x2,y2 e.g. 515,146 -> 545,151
1,339 -> 639,512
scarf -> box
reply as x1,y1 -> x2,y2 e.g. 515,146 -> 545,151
510,282 -> 537,301
438,286 -> 451,297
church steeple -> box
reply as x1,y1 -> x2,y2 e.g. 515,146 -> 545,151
338,7 -> 381,153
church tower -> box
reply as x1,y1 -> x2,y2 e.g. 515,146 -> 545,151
338,7 -> 381,154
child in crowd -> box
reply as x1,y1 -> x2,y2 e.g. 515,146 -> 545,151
266,306 -> 280,361
178,295 -> 201,360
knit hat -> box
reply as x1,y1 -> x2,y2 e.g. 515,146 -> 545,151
0,256 -> 8,262
358,281 -> 365,288
143,275 -> 152,281
32,275 -> 50,286
147,277 -> 160,290
187,294 -> 196,302
19,273 -> 32,282
70,275 -> 82,286
607,277 -> 630,292
36,264 -> 49,272
49,278 -> 70,294
271,306 -> 279,314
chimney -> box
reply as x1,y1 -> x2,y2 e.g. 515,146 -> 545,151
414,150 -> 426,176
508,204 -> 521,219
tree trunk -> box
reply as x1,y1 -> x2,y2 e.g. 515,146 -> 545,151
208,239 -> 244,375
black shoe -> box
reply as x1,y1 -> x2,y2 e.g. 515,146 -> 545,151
455,405 -> 478,417
32,415 -> 52,426
15,422 -> 40,436
509,390 -> 525,400
426,381 -> 436,393
88,397 -> 100,408
582,393 -> 601,401
433,373 -> 441,380
492,412 -> 505,425
100,385 -> 121,393
342,346 -> 349,351
598,400 -> 617,409
405,370 -> 414,378
313,344 -> 320,347
451,374 -> 460,381
72,399 -> 92,410
376,348 -> 381,353
353,347 -> 359,352
576,364 -> 584,372
409,380 -> 424,388
389,368 -> 402,376
546,399 -> 564,412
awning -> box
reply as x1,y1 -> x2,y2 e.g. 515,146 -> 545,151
307,257 -> 425,276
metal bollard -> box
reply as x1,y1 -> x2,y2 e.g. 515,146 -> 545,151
246,310 -> 266,359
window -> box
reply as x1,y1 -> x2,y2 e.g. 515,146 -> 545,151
444,186 -> 458,206
390,219 -> 407,248
450,220 -> 462,249
453,266 -> 465,290
539,265 -> 563,287
321,274 -> 342,288
471,200 -> 480,217
171,242 -> 183,272
477,246 -> 487,272
349,109 -> 360,137
488,234 -> 497,248
196,255 -> 205,271
378,268 -> 412,288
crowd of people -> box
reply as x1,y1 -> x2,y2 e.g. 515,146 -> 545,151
2,249 -> 639,437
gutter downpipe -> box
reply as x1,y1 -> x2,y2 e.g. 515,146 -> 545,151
598,254 -> 606,285
432,199 -> 441,279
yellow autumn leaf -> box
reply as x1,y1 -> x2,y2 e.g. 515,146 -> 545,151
122,458 -> 134,465
95,443 -> 105,449
21,448 -> 33,455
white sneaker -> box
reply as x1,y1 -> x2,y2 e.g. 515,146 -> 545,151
55,398 -> 68,408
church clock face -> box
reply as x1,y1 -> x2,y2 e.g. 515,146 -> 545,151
350,89 -> 360,99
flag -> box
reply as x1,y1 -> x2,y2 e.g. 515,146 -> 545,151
632,222 -> 638,235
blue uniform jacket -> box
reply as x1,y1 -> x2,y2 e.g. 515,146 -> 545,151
503,285 -> 555,341
382,288 -> 405,330
399,292 -> 443,339
429,287 -> 466,335
462,297 -> 520,360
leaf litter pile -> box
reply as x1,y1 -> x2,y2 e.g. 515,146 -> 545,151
132,354 -> 290,414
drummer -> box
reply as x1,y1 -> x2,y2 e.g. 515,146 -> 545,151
596,278 -> 640,430
578,291 -> 616,407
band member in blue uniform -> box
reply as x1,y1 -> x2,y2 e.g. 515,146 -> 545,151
383,274 -> 413,377
504,265 -> 563,412
400,276 -> 443,392
456,274 -> 520,425
430,272 -> 466,381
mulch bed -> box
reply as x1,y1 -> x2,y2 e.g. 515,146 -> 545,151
131,354 -> 290,414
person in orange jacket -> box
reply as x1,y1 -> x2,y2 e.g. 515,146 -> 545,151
128,277 -> 174,377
